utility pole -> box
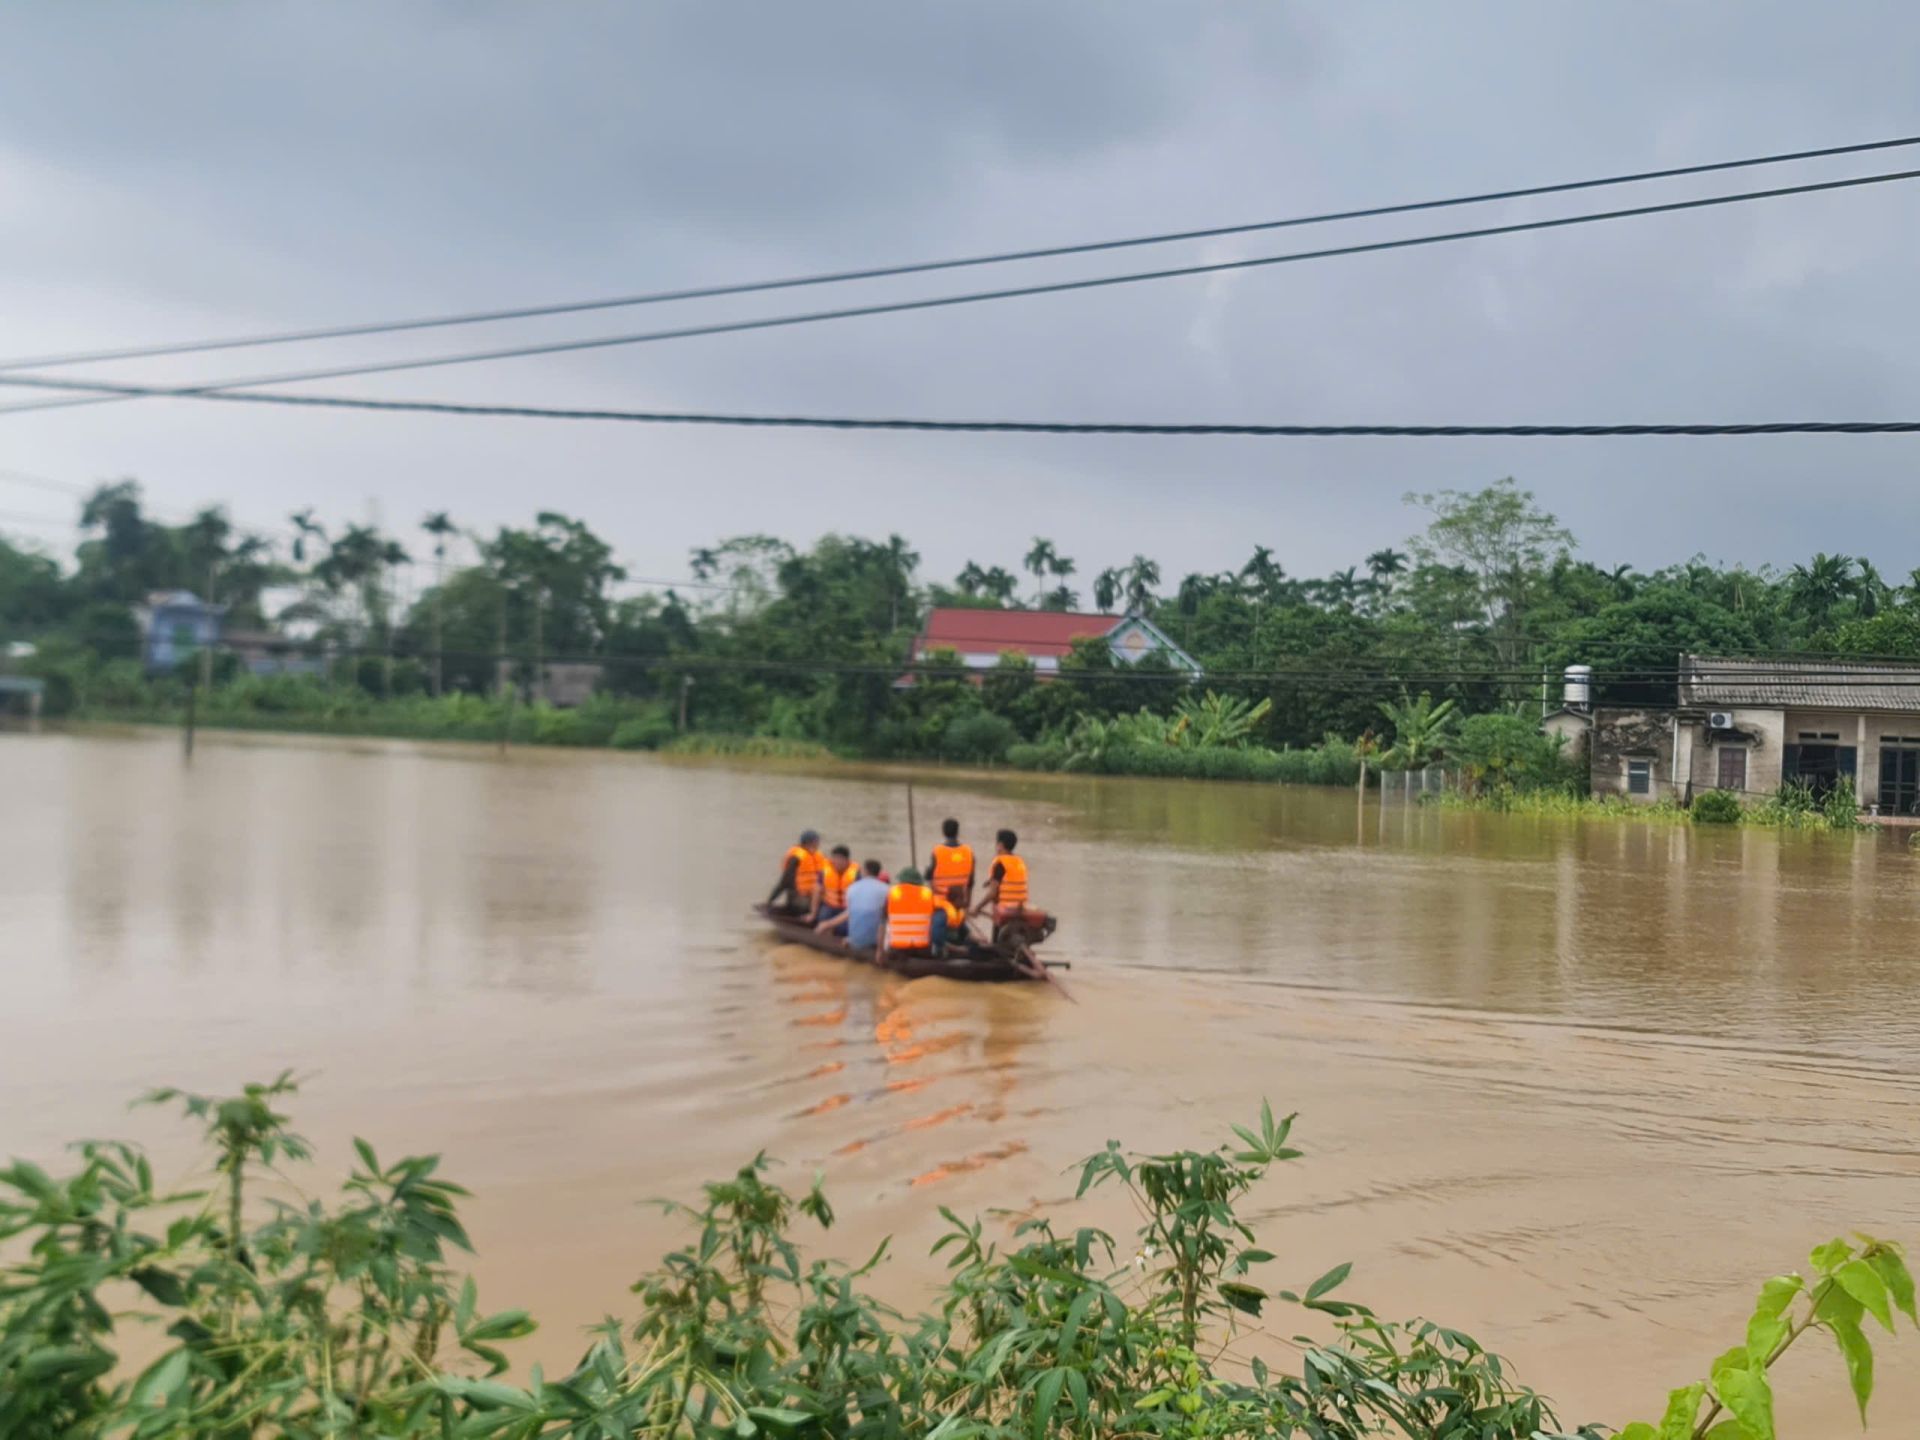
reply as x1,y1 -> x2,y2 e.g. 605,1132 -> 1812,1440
678,673 -> 692,732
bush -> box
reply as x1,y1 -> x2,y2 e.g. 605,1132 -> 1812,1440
1,1079 -> 1905,1439
1006,740 -> 1065,771
1691,788 -> 1743,824
610,710 -> 676,750
939,709 -> 1016,763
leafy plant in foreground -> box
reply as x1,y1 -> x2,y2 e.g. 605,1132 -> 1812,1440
0,1081 -> 1908,1437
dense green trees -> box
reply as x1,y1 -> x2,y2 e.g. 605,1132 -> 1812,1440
13,477 -> 1920,771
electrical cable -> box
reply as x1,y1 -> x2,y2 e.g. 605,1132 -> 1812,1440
5,162 -> 1920,417
14,382 -> 1920,436
7,131 -> 1916,377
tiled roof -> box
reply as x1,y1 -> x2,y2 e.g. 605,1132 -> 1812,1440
1679,653 -> 1920,711
916,608 -> 1123,658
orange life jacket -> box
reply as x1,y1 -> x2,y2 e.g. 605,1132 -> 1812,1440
785,845 -> 823,896
886,883 -> 935,949
821,860 -> 857,908
993,853 -> 1029,907
930,842 -> 974,897
935,896 -> 965,932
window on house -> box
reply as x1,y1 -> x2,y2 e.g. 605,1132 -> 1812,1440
1797,731 -> 1841,742
1716,747 -> 1747,793
1627,759 -> 1652,795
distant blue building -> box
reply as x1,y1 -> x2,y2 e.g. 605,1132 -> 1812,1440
137,590 -> 225,673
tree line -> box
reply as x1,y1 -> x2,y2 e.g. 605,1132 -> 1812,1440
3,476 -> 1917,758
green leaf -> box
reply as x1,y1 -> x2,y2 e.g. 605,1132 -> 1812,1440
23,1346 -> 114,1382
1701,1424 -> 1753,1440
131,1265 -> 189,1307
1065,1366 -> 1088,1422
1304,1261 -> 1351,1301
1829,1316 -> 1874,1423
744,1408 -> 815,1435
464,1309 -> 537,1343
1836,1259 -> 1895,1333
1753,1274 -> 1804,1320
1746,1312 -> 1788,1365
1031,1367 -> 1067,1440
1058,1288 -> 1097,1356
1615,1425 -> 1657,1440
1218,1281 -> 1265,1316
1711,1349 -> 1775,1440
1656,1382 -> 1705,1440
1867,1248 -> 1918,1326
1811,1238 -> 1853,1274
129,1348 -> 190,1408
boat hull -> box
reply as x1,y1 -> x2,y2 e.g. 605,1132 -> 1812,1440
753,904 -> 1056,983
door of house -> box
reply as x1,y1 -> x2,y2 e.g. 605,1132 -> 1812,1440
1881,747 -> 1920,815
1716,746 -> 1747,793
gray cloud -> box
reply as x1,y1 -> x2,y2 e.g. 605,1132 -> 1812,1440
2,2 -> 1918,597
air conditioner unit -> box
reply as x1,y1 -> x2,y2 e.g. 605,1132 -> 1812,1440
1708,711 -> 1736,730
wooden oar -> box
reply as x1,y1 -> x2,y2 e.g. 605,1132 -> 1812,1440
1011,934 -> 1075,1002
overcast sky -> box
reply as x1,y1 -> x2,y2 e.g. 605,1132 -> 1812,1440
4,3 -> 1920,602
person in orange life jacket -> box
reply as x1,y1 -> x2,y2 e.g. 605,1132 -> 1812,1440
882,866 -> 952,956
768,829 -> 824,916
925,817 -> 975,912
976,828 -> 1030,924
812,846 -> 858,928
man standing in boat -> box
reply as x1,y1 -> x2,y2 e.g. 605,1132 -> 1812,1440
976,828 -> 1031,935
926,818 -> 975,914
768,829 -> 825,916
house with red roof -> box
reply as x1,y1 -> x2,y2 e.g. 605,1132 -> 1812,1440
904,608 -> 1201,683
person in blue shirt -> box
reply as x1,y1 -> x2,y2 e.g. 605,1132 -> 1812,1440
817,858 -> 890,951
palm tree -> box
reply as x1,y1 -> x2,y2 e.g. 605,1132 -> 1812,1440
1365,548 -> 1408,587
954,561 -> 988,598
1377,692 -> 1459,770
879,533 -> 920,632
1240,546 -> 1284,602
1023,538 -> 1059,606
1325,567 -> 1364,610
423,511 -> 457,694
1093,566 -> 1124,612
1041,583 -> 1079,611
1123,555 -> 1161,613
980,567 -> 1020,605
1855,558 -> 1888,620
1788,552 -> 1855,631
689,546 -> 720,582
289,508 -> 326,566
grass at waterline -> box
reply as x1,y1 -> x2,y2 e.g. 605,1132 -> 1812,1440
3,1078 -> 1910,1438
1421,777 -> 1871,832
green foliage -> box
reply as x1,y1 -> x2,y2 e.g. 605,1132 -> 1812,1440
939,709 -> 1017,763
610,708 -> 677,751
1451,712 -> 1579,795
1690,789 -> 1744,824
1377,692 -> 1458,770
1,1084 -> 1908,1438
1615,1236 -> 1916,1440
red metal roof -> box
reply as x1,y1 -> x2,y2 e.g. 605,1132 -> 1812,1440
916,608 -> 1123,659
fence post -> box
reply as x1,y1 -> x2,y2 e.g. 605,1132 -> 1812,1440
183,680 -> 197,762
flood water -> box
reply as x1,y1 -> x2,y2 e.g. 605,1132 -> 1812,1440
5,727 -> 1919,1427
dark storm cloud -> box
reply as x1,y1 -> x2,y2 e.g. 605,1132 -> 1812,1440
2,3 -> 1918,591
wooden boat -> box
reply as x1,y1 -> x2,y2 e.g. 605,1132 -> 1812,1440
753,903 -> 1064,984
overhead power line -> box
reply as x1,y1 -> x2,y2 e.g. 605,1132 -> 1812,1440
5,163 -> 1920,418
10,377 -> 1920,436
5,132 -> 1917,378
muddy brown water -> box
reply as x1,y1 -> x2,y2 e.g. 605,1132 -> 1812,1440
4,727 -> 1918,1427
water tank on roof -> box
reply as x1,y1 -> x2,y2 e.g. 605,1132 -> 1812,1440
1563,664 -> 1592,712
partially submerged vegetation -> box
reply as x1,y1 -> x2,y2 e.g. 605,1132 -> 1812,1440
2,1077 -> 1909,1437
